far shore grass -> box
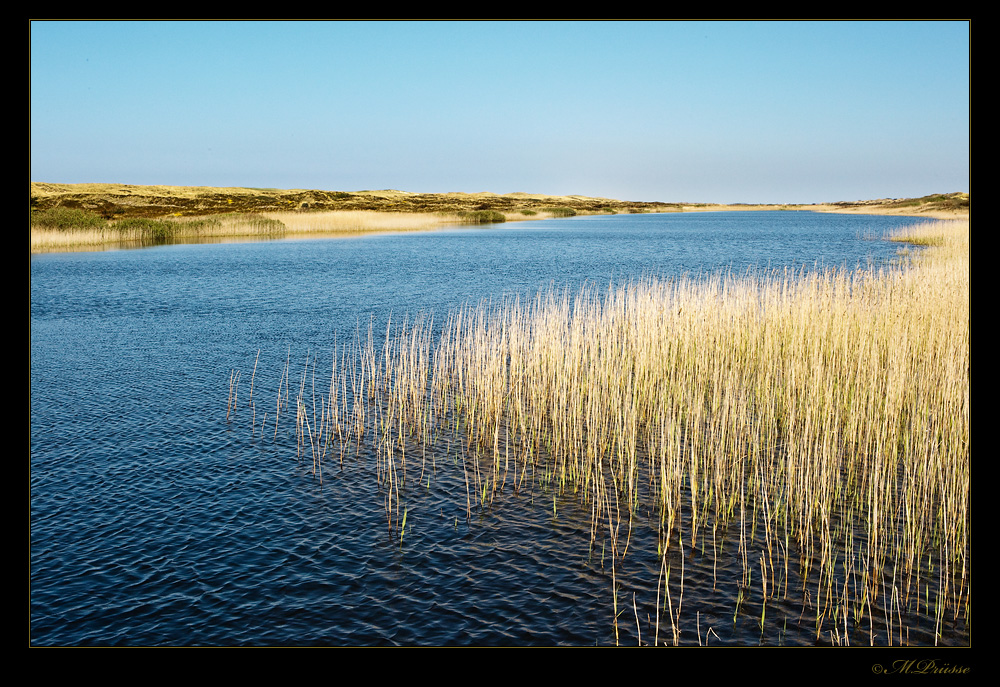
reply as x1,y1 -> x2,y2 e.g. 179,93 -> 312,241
28,207 -> 583,252
29,185 -> 969,253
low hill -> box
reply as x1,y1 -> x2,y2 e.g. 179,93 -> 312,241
29,183 -> 969,221
820,192 -> 969,218
28,183 -> 679,219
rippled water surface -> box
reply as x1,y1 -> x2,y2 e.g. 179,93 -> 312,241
31,211 -> 962,646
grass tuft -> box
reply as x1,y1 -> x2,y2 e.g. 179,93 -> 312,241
539,206 -> 577,217
455,210 -> 507,224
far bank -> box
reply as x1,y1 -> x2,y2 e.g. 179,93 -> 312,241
30,184 -> 968,253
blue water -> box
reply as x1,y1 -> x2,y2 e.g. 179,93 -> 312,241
30,211 -> 957,646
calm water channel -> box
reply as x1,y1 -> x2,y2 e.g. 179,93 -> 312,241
30,211 -> 963,647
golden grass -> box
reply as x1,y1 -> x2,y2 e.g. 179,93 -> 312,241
260,209 -> 459,235
30,226 -> 117,252
234,218 -> 970,644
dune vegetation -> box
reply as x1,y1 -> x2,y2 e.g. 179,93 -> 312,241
229,217 -> 970,645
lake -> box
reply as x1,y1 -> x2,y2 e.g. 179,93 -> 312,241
30,210 -> 966,646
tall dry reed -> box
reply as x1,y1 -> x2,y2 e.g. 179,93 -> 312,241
261,210 -> 460,235
31,213 -> 285,251
235,219 -> 969,644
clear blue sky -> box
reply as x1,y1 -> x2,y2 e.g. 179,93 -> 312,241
30,20 -> 970,204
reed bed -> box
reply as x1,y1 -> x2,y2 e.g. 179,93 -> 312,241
31,206 -> 528,253
231,219 -> 969,645
260,210 -> 464,235
30,212 -> 286,251
30,208 -> 465,252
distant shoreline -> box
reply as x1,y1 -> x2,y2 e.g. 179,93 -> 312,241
29,184 -> 969,252
675,199 -> 969,221
30,183 -> 968,221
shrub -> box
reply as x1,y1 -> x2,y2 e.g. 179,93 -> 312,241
111,217 -> 177,242
456,210 -> 506,224
541,206 -> 577,217
30,207 -> 106,231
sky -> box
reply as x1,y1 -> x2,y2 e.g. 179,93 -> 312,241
29,20 -> 970,204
